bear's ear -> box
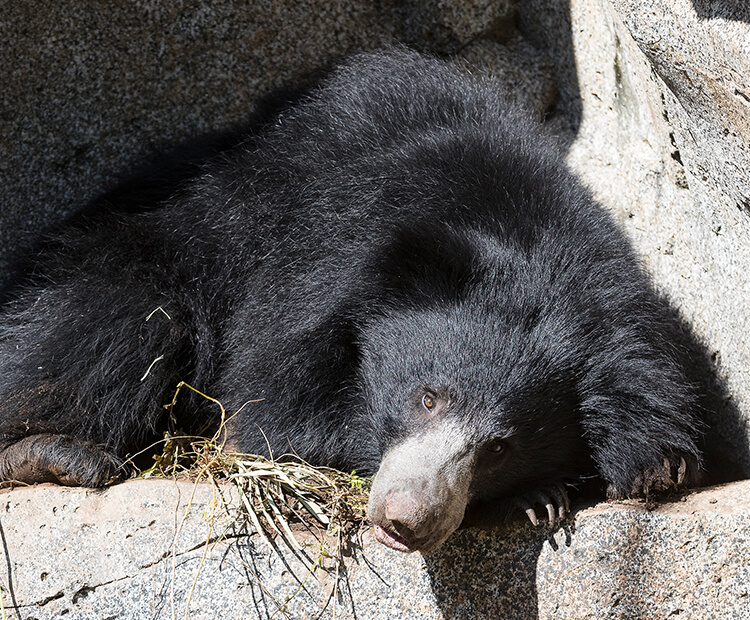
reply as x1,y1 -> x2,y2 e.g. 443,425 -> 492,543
373,222 -> 481,306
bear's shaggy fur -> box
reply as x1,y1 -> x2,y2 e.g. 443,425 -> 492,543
0,49 -> 704,551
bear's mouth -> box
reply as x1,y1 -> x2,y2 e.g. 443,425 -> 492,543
372,524 -> 415,553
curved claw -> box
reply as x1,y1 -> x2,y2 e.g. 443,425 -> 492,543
516,484 -> 571,527
544,496 -> 556,525
518,500 -> 539,526
610,453 -> 701,499
677,456 -> 687,485
549,483 -> 571,519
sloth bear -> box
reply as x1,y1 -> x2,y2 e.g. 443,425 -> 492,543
0,48 -> 704,553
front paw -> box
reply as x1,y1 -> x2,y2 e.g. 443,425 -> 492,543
461,482 -> 571,529
607,454 -> 701,500
0,434 -> 123,487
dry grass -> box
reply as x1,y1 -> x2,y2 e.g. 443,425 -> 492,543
138,381 -> 370,537
131,382 -> 372,617
139,428 -> 370,546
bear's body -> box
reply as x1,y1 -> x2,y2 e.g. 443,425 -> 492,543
0,49 -> 703,551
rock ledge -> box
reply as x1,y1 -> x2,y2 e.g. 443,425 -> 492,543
1,478 -> 748,619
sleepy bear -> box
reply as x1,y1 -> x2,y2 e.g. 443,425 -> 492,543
0,48 -> 704,553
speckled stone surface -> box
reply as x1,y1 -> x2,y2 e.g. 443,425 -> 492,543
600,4 -> 750,463
458,38 -> 558,118
536,488 -> 750,619
396,0 -> 515,53
610,0 -> 750,213
0,478 -> 748,619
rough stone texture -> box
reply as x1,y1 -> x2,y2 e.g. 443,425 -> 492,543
397,0 -> 516,53
0,478 -> 748,619
536,484 -> 750,619
0,0 -> 393,276
611,0 -> 750,213
596,0 -> 750,470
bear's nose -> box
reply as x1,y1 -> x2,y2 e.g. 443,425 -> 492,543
384,490 -> 438,541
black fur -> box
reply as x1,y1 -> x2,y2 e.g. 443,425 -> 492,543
0,49 -> 703,518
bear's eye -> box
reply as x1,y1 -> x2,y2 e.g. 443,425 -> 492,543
422,393 -> 436,411
485,438 -> 506,454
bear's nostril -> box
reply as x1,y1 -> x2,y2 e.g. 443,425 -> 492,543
384,491 -> 436,540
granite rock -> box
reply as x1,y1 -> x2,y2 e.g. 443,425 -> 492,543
1,478 -> 748,619
0,0 -> 392,278
458,38 -> 559,118
610,0 -> 750,213
397,0 -> 516,53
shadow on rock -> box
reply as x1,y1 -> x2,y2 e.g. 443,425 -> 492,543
423,522 -> 556,620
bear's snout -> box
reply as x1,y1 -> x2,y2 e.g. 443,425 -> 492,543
370,485 -> 453,553
367,419 -> 475,553
384,489 -> 437,540
371,488 -> 442,552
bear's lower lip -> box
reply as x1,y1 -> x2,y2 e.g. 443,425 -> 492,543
373,524 -> 415,553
